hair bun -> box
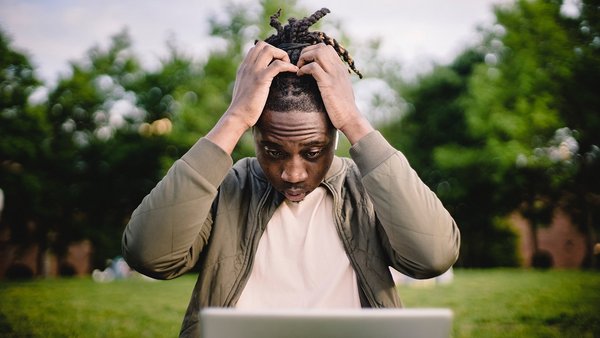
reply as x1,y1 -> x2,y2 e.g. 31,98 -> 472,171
263,8 -> 362,78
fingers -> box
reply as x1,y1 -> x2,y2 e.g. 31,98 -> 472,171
297,44 -> 348,84
297,45 -> 348,83
245,41 -> 280,64
244,41 -> 296,74
297,43 -> 340,70
227,41 -> 298,128
296,61 -> 327,82
266,59 -> 299,77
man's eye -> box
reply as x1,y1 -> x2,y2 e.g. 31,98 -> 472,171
265,148 -> 285,159
304,150 -> 321,159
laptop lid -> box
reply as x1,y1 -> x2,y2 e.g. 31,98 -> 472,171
200,308 -> 453,338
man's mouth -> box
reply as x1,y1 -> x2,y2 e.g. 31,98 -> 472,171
283,188 -> 306,202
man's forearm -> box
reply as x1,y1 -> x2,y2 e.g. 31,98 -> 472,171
206,112 -> 250,155
122,138 -> 233,279
339,115 -> 374,145
350,131 -> 460,278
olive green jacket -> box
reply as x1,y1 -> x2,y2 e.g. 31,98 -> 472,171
122,131 -> 460,337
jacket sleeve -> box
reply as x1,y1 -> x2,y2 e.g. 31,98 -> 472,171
349,131 -> 460,279
122,137 -> 233,280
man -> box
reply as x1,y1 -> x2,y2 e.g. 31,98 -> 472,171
122,8 -> 460,337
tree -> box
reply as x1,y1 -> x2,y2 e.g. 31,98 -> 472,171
1,0 -> 409,275
386,0 -> 600,267
381,48 -> 521,267
1,0 -> 319,274
458,0 -> 572,266
555,0 -> 600,267
166,0 -> 309,162
40,30 -> 175,269
464,0 -> 600,267
0,28 -> 49,275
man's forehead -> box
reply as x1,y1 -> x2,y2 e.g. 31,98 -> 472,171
257,110 -> 331,129
254,110 -> 334,145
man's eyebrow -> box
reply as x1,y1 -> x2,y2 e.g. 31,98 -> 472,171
259,141 -> 282,148
259,140 -> 328,147
300,140 -> 329,147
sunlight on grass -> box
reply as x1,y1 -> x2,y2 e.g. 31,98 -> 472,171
1,269 -> 599,337
397,269 -> 600,338
0,274 -> 197,337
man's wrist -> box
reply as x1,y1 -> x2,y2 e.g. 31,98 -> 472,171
340,116 -> 375,145
205,113 -> 249,155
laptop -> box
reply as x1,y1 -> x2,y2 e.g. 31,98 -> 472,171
200,308 -> 453,338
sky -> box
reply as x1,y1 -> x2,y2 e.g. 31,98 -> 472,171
0,0 -> 511,85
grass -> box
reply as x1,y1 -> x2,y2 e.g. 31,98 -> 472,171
0,274 -> 196,337
398,269 -> 600,338
0,269 -> 598,337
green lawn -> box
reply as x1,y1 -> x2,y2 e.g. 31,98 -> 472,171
0,269 -> 598,337
398,269 -> 600,338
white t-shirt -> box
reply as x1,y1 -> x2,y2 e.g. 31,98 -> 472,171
236,187 -> 361,309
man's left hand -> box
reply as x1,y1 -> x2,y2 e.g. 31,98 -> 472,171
296,43 -> 373,144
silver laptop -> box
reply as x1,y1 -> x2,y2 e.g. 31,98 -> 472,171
200,308 -> 453,338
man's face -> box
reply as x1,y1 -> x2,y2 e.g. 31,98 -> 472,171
254,109 -> 336,202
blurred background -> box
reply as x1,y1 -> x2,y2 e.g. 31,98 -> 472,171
0,0 -> 599,278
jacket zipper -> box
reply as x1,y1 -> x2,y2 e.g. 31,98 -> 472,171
321,181 -> 380,308
223,185 -> 272,307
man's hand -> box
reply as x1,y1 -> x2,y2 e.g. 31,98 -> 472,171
297,44 -> 373,144
206,41 -> 298,154
228,41 -> 299,128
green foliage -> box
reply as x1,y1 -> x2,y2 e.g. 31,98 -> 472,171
384,0 -> 600,267
382,48 -> 521,267
167,0 -> 308,162
3,0 -> 599,272
556,0 -> 600,252
1,1 -> 323,272
465,0 -> 570,171
462,0 -> 600,265
0,29 -> 48,247
39,29 -> 171,264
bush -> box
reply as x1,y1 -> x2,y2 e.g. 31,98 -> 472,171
4,264 -> 33,280
532,250 -> 554,269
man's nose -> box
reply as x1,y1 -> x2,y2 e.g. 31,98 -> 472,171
281,157 -> 308,183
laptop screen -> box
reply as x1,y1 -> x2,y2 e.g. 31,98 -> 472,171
201,308 -> 453,338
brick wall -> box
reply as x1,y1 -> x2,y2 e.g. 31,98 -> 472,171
511,208 -> 587,268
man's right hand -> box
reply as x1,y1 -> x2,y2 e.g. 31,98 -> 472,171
229,41 -> 298,129
206,41 -> 298,155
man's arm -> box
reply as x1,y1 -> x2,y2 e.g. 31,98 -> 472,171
296,43 -> 373,145
297,44 -> 460,278
122,138 -> 232,279
351,131 -> 460,278
207,41 -> 298,154
122,42 -> 298,279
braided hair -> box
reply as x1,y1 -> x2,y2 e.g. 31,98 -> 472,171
263,8 -> 362,78
261,8 -> 361,115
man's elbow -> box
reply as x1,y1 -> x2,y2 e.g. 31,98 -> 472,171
415,248 -> 459,279
424,220 -> 460,276
121,234 -> 184,280
408,231 -> 461,280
